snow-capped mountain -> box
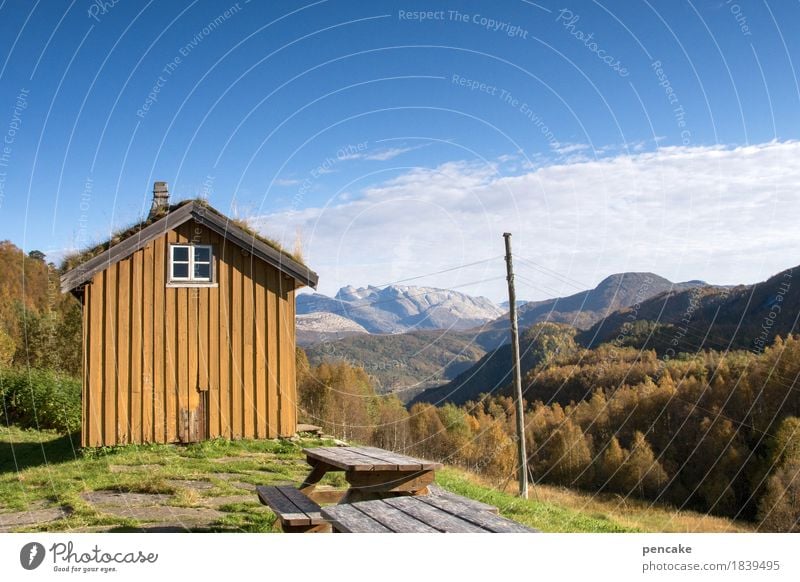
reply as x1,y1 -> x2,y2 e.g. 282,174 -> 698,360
296,285 -> 505,336
295,312 -> 369,346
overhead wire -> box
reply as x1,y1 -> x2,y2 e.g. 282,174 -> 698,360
371,256 -> 502,289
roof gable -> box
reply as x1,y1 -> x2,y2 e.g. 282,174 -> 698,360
60,201 -> 318,293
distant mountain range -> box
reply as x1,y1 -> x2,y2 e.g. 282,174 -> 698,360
412,265 -> 798,407
299,272 -> 711,397
487,272 -> 706,331
296,284 -> 505,342
578,265 -> 796,353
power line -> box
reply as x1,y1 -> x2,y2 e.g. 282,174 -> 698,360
372,256 -> 502,288
514,256 -> 589,290
513,273 -> 569,298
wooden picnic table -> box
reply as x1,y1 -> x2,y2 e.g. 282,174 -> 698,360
300,446 -> 443,503
321,495 -> 538,533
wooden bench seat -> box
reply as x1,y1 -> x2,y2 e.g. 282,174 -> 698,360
256,485 -> 331,533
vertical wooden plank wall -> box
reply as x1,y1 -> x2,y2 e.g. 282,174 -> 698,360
81,220 -> 298,446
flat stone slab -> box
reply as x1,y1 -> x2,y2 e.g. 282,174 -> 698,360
202,495 -> 255,508
81,491 -> 172,507
166,479 -> 214,491
0,507 -> 71,531
204,472 -> 248,480
98,505 -> 225,523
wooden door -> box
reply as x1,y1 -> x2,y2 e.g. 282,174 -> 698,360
179,389 -> 208,443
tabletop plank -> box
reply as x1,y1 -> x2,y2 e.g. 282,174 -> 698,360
349,500 -> 439,533
382,496 -> 486,532
303,447 -> 402,471
321,503 -> 392,533
418,495 -> 537,533
354,446 -> 443,471
427,484 -> 498,514
303,447 -> 390,470
303,446 -> 443,472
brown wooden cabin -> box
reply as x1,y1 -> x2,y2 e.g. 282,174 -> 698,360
61,182 -> 318,447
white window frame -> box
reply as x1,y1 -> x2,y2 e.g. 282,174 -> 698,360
168,244 -> 214,284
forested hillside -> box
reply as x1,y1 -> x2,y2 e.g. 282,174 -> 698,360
298,337 -> 800,530
305,327 -> 508,398
410,323 -> 577,406
0,241 -> 81,375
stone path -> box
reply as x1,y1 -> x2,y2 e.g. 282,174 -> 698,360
0,475 -> 270,532
0,507 -> 72,532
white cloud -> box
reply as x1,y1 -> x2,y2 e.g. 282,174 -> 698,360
252,140 -> 800,302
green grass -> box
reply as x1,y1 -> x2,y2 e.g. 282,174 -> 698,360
0,425 -> 332,532
436,468 -> 634,533
0,426 -> 752,533
436,467 -> 753,533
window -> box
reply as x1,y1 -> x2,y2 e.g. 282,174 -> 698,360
169,244 -> 214,283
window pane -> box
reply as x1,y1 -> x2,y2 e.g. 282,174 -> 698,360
172,246 -> 189,262
172,263 -> 189,278
194,246 -> 211,262
194,263 -> 211,280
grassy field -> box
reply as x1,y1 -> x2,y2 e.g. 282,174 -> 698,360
437,469 -> 754,533
0,426 -> 753,533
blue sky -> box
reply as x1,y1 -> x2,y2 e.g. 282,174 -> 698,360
1,1 -> 799,302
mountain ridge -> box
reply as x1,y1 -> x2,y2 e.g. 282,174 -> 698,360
297,284 -> 505,336
411,265 -> 798,408
483,272 -> 706,331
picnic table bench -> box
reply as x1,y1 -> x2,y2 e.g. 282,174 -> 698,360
257,445 -> 535,533
300,445 -> 443,503
256,485 -> 330,533
321,495 -> 538,533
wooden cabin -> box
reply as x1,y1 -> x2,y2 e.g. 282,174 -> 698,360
61,182 -> 318,447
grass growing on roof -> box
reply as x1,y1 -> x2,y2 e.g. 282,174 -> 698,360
60,198 -> 305,272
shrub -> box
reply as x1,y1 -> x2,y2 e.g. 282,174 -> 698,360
0,367 -> 81,434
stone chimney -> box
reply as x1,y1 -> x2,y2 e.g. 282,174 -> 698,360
149,181 -> 169,218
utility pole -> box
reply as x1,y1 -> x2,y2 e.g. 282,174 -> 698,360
503,232 -> 528,499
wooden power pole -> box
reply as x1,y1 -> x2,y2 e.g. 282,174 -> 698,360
503,233 -> 528,499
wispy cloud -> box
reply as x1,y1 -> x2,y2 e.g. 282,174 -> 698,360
551,142 -> 590,155
252,140 -> 800,301
364,145 -> 422,161
336,143 -> 429,162
274,178 -> 302,186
